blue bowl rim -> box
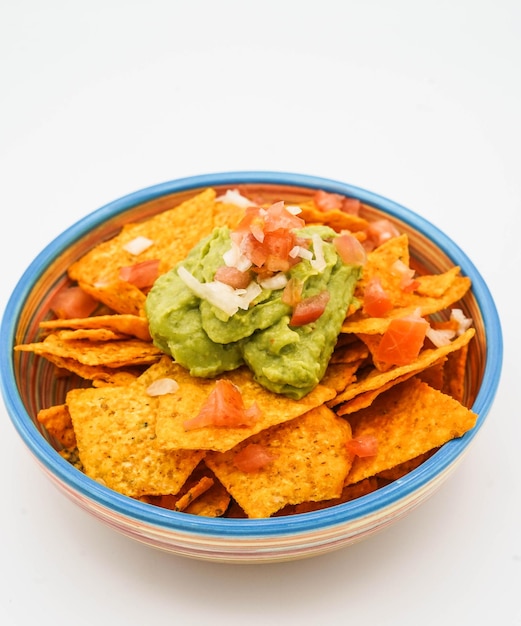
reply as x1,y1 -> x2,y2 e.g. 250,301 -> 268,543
0,170 -> 503,539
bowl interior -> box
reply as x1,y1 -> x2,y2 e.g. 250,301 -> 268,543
0,172 -> 503,543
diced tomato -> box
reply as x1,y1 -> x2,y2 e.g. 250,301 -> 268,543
334,233 -> 367,266
49,286 -> 98,319
263,201 -> 305,232
314,190 -> 361,215
183,379 -> 262,430
363,276 -> 393,317
241,229 -> 299,272
375,312 -> 429,366
346,435 -> 378,458
341,197 -> 361,215
214,266 -> 252,289
263,229 -> 298,272
119,259 -> 160,289
281,277 -> 303,306
240,232 -> 268,267
233,443 -> 277,473
231,201 -> 306,274
365,219 -> 401,250
290,290 -> 330,326
314,190 -> 344,212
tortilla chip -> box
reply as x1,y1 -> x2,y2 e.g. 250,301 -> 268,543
147,357 -> 336,452
205,405 -> 353,518
15,333 -> 162,369
345,377 -> 478,485
330,328 -> 475,409
416,358 -> 447,391
39,314 -> 152,341
321,361 -> 362,393
342,235 -> 472,335
49,328 -> 129,342
67,189 -> 246,315
277,476 -> 380,515
66,383 -> 205,498
37,404 -> 76,448
329,338 -> 370,364
442,342 -> 470,404
376,450 -> 437,482
334,372 -> 417,416
297,200 -> 369,233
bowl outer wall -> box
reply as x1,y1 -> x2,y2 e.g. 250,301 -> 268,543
0,170 -> 503,541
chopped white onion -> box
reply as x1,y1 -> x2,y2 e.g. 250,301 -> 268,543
215,189 -> 255,208
426,326 -> 456,347
310,233 -> 327,272
146,377 -> 179,396
222,241 -> 253,272
123,236 -> 154,255
286,204 -> 302,215
450,308 -> 473,335
289,245 -> 313,260
177,266 -> 261,317
259,272 -> 288,290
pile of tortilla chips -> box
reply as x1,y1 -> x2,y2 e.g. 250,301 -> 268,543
16,187 -> 478,519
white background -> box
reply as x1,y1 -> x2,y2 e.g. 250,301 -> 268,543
1,1 -> 520,624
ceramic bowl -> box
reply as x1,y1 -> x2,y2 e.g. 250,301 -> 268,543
0,171 -> 502,563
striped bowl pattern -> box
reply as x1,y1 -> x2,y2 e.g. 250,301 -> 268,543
0,172 -> 503,563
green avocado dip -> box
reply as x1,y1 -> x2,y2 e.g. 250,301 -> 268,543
145,223 -> 362,399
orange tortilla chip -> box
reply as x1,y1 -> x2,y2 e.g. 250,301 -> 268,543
376,450 -> 437,482
330,328 -> 475,408
342,235 -> 472,335
278,476 -> 380,515
67,189 -> 246,315
49,328 -> 128,342
321,361 -> 362,393
205,405 -> 353,518
15,333 -> 162,369
66,382 -> 205,498
147,358 -> 336,452
39,314 -> 152,341
345,377 -> 477,485
297,200 -> 369,233
334,372 -> 417,416
37,404 -> 76,448
142,464 -> 231,517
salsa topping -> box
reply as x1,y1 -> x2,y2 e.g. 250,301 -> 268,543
146,196 -> 365,398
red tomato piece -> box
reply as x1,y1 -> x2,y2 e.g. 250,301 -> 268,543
214,266 -> 252,289
363,276 -> 393,317
314,190 -> 344,211
233,443 -> 277,473
183,379 -> 261,430
263,201 -> 305,232
241,233 -> 268,267
334,233 -> 367,266
365,219 -> 401,250
341,197 -> 361,215
376,313 -> 429,366
290,290 -> 330,326
346,435 -> 378,458
50,286 -> 98,319
263,229 -> 297,272
119,259 -> 160,289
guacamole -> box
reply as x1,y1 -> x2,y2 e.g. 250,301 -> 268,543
145,225 -> 361,399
